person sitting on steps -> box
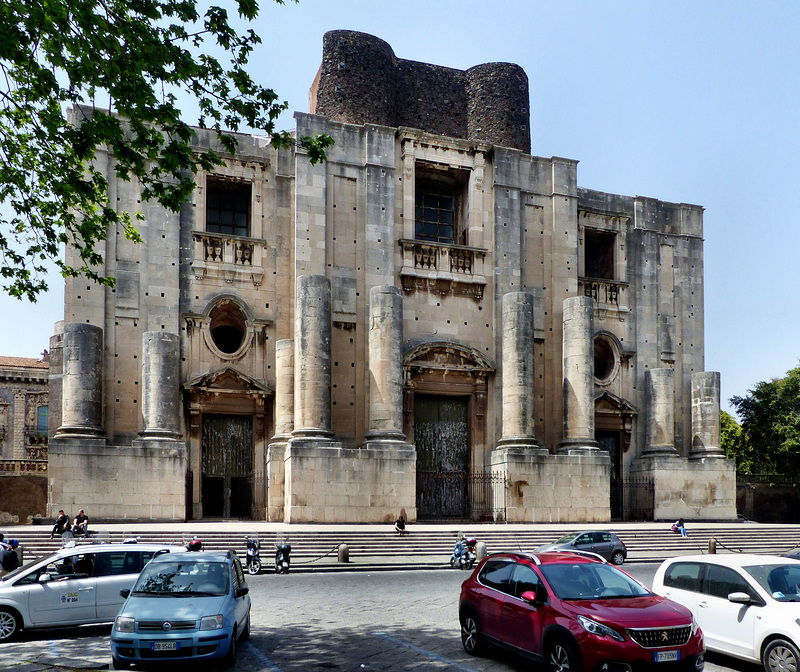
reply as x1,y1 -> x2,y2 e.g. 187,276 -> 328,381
394,515 -> 407,536
73,509 -> 89,536
50,510 -> 71,538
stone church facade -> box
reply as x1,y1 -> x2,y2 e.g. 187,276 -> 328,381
47,31 -> 735,523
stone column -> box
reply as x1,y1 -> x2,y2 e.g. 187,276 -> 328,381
56,323 -> 105,437
643,368 -> 678,456
273,339 -> 295,441
292,274 -> 333,438
498,292 -> 539,448
365,285 -> 406,444
559,296 -> 597,452
690,371 -> 724,458
140,331 -> 181,439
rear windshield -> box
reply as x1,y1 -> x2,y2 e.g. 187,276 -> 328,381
541,562 -> 651,600
133,561 -> 229,597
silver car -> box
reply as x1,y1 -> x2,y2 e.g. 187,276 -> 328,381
0,542 -> 181,641
535,531 -> 628,565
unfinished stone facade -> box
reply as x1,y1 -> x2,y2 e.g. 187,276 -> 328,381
47,30 -> 735,523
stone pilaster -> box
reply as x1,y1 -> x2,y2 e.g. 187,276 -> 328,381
643,368 -> 678,456
558,296 -> 597,452
364,285 -> 406,446
498,292 -> 541,449
291,274 -> 333,439
139,331 -> 181,439
690,371 -> 724,459
55,323 -> 105,438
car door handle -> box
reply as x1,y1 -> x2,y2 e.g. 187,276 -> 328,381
698,600 -> 708,608
78,587 -> 94,592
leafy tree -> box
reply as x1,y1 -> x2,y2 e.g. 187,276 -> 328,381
730,365 -> 800,475
720,410 -> 744,469
0,0 -> 332,300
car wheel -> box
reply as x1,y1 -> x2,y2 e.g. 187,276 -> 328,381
0,608 -> 20,642
763,638 -> 800,672
611,550 -> 625,565
546,638 -> 582,672
223,627 -> 237,669
240,610 -> 251,642
112,656 -> 130,670
460,611 -> 486,656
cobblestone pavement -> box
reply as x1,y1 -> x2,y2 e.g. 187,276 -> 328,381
0,568 -> 761,671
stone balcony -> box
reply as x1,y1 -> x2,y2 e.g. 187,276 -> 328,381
399,239 -> 488,300
190,232 -> 265,286
578,277 -> 630,321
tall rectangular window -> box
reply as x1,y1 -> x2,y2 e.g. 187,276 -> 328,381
206,178 -> 251,237
37,405 -> 48,435
415,166 -> 468,245
585,229 -> 615,280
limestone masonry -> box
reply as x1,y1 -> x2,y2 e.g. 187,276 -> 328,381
47,30 -> 734,523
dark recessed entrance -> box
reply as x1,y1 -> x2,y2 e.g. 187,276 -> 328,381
201,414 -> 253,519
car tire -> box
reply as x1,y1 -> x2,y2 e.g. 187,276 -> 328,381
240,610 -> 251,642
111,656 -> 130,670
460,611 -> 486,656
611,551 -> 625,565
0,608 -> 20,642
223,627 -> 237,669
546,637 -> 582,672
763,638 -> 800,672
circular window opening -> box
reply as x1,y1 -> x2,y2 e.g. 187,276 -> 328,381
594,337 -> 617,383
209,302 -> 247,354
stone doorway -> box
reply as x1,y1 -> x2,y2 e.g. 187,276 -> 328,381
414,394 -> 470,518
201,414 -> 253,518
595,391 -> 637,520
596,430 -> 622,519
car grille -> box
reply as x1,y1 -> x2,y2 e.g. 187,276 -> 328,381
138,620 -> 197,631
626,625 -> 691,648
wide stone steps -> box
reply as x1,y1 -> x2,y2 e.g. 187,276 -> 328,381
6,523 -> 800,571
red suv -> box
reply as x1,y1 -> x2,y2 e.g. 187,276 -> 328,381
459,551 -> 704,671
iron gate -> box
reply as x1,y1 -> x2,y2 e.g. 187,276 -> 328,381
623,475 -> 654,521
416,471 -> 506,520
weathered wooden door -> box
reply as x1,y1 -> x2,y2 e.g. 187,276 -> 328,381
414,395 -> 470,519
597,430 -> 622,519
201,414 -> 253,518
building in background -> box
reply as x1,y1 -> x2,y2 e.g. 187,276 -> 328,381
0,353 -> 49,523
47,31 -> 735,523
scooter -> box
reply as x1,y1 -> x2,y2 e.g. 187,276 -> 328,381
275,534 -> 291,574
245,534 -> 262,575
450,534 -> 477,570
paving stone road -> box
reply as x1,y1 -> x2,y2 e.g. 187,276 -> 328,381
0,568 -> 761,671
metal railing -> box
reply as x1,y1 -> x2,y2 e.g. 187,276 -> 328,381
416,470 -> 506,521
623,475 -> 654,521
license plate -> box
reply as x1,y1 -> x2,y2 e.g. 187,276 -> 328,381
654,650 -> 679,662
152,642 -> 179,651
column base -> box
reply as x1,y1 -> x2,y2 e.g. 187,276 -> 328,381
497,435 -> 544,451
556,437 -> 598,454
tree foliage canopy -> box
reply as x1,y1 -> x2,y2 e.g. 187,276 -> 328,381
729,365 -> 800,475
0,0 -> 332,300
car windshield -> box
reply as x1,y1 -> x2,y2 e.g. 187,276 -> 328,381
540,562 -> 651,600
133,561 -> 229,596
0,551 -> 59,582
744,563 -> 800,602
553,533 -> 581,544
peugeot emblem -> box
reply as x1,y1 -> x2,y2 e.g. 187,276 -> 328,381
661,631 -> 668,642
162,622 -> 172,632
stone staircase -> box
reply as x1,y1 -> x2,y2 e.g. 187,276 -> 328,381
6,523 -> 800,572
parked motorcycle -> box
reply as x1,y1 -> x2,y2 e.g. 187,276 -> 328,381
275,534 -> 291,574
245,534 -> 262,575
450,534 -> 477,570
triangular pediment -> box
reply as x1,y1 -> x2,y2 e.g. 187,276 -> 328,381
403,337 -> 495,372
595,390 -> 638,415
183,367 -> 273,395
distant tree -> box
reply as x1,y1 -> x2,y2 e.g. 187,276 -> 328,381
720,410 -> 745,469
0,0 -> 332,301
730,366 -> 800,475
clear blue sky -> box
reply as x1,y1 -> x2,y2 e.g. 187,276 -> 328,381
3,0 -> 799,415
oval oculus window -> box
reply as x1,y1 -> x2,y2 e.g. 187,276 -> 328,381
594,337 -> 617,383
209,301 -> 247,354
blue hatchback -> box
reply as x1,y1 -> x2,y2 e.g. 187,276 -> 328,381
110,550 -> 251,669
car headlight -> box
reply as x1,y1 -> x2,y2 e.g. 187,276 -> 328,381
577,614 -> 625,642
200,615 -> 224,631
692,614 -> 699,636
115,616 -> 135,633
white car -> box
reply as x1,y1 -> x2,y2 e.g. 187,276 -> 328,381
653,553 -> 800,672
0,542 -> 182,641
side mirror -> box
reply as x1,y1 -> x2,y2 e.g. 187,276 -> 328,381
235,587 -> 249,598
520,585 -> 546,606
120,588 -> 131,599
38,573 -> 51,583
728,591 -> 753,604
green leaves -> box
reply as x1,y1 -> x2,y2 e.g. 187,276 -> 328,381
0,0 -> 330,300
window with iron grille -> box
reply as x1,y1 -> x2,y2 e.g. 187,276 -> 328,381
206,178 -> 251,237
415,167 -> 468,245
